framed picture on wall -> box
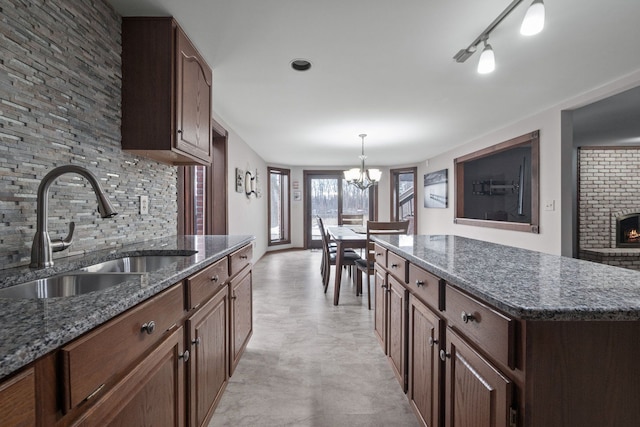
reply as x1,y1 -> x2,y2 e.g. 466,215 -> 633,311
424,169 -> 448,208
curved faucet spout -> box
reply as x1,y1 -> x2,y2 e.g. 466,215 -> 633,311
30,165 -> 118,268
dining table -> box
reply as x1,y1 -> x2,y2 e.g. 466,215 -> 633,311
326,225 -> 368,305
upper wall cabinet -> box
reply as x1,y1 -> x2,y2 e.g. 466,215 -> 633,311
122,17 -> 213,166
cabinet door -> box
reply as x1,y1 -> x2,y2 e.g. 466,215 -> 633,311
443,329 -> 512,427
387,275 -> 408,391
187,286 -> 229,427
408,295 -> 443,427
73,327 -> 186,427
230,268 -> 253,375
175,28 -> 212,163
373,267 -> 387,351
0,368 -> 35,427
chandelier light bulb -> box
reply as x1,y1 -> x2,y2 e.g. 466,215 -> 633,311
477,42 -> 495,74
520,0 -> 545,36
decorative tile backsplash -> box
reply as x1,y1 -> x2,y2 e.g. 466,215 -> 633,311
0,0 -> 178,270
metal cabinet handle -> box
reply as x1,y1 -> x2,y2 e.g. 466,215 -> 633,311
231,294 -> 237,300
141,321 -> 156,335
461,311 -> 476,323
179,350 -> 190,362
428,336 -> 439,347
416,280 -> 425,287
439,349 -> 450,362
210,274 -> 219,283
177,129 -> 183,134
391,263 -> 399,268
240,255 -> 248,260
192,337 -> 201,346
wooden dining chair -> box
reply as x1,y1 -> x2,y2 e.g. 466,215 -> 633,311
355,220 -> 410,309
340,213 -> 364,226
317,217 -> 362,293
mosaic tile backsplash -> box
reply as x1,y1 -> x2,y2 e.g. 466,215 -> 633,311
0,0 -> 178,269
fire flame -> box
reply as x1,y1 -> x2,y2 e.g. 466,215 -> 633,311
626,229 -> 640,242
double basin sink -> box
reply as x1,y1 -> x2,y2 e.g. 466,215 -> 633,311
0,254 -> 195,299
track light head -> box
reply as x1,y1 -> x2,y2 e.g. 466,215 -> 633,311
477,41 -> 495,74
520,0 -> 545,36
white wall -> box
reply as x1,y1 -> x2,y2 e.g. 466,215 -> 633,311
216,116 -> 268,261
419,70 -> 640,256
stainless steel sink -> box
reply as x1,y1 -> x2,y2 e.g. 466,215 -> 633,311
0,273 -> 145,299
75,255 -> 190,273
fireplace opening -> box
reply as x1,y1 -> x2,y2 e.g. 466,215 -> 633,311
617,213 -> 640,248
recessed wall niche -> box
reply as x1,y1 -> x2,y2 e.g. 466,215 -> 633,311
454,131 -> 539,233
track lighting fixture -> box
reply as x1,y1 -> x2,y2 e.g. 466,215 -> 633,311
453,0 -> 546,74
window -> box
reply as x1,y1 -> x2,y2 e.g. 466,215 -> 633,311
178,120 -> 228,235
268,167 -> 291,245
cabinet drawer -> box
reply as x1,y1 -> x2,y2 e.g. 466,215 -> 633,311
445,284 -> 515,369
61,283 -> 184,411
387,251 -> 408,283
229,244 -> 252,277
373,244 -> 387,267
407,263 -> 442,311
186,257 -> 229,309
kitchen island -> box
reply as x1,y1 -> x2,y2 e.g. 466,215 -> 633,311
372,234 -> 640,427
0,234 -> 253,426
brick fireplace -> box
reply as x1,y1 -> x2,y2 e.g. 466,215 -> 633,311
578,147 -> 640,270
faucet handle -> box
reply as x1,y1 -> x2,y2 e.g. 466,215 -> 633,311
51,221 -> 75,253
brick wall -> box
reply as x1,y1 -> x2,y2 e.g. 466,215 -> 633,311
578,148 -> 640,250
0,0 -> 178,270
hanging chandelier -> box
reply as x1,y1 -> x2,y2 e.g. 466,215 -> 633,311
343,134 -> 382,190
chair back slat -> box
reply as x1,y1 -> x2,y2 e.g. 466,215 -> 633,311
340,213 -> 364,226
365,220 -> 410,263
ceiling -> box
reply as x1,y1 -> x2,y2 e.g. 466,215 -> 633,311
106,0 -> 640,167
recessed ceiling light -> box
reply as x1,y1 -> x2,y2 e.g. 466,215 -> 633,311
290,59 -> 312,72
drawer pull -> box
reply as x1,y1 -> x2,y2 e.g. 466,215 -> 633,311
376,252 -> 382,256
391,263 -> 399,268
439,349 -> 450,362
192,337 -> 201,346
461,311 -> 476,324
416,280 -> 425,287
141,321 -> 156,335
179,350 -> 190,362
85,383 -> 105,402
239,254 -> 248,260
210,274 -> 219,283
428,336 -> 438,347
230,294 -> 237,300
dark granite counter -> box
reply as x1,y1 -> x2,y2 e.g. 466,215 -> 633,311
373,234 -> 640,321
0,235 -> 254,380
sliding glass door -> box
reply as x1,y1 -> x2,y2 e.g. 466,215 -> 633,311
304,171 -> 377,248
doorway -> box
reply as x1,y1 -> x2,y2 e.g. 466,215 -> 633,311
390,167 -> 417,234
304,170 -> 377,248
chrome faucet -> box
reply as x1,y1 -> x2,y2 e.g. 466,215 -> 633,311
30,165 -> 118,268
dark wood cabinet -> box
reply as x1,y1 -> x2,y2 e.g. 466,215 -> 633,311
443,328 -> 512,427
0,244 -> 253,427
73,327 -> 186,427
229,268 -> 252,375
373,267 -> 387,350
186,285 -> 229,427
408,295 -> 442,427
122,17 -> 212,166
0,368 -> 36,427
387,274 -> 408,391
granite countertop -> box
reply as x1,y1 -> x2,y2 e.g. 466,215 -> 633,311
0,235 -> 254,380
373,235 -> 640,321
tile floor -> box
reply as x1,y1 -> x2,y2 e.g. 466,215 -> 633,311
209,249 -> 420,426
